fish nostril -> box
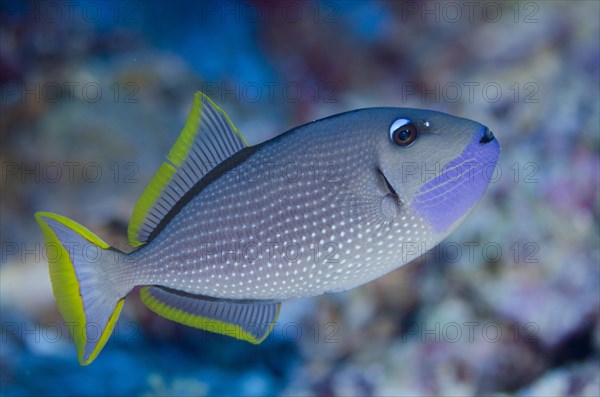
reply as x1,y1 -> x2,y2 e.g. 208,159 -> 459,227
479,128 -> 495,144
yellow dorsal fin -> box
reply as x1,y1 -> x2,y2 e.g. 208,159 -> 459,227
128,92 -> 249,247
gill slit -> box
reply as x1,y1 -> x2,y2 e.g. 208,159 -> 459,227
377,168 -> 399,200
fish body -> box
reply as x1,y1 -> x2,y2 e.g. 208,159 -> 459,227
36,92 -> 499,364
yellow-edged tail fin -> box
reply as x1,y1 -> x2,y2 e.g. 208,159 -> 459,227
34,212 -> 132,365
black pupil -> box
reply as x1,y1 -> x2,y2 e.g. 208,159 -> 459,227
398,129 -> 411,141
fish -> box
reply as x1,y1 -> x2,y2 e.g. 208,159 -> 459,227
35,92 -> 500,365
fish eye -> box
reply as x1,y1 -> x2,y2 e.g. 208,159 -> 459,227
389,119 -> 418,146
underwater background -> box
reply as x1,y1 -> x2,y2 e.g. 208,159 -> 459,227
1,1 -> 598,396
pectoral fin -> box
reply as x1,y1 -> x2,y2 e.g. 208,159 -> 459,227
140,286 -> 280,344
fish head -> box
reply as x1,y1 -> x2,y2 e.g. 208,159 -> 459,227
364,108 -> 500,240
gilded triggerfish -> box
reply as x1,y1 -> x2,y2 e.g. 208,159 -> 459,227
36,92 -> 499,365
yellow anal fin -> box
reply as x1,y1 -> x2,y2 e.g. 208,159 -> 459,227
140,286 -> 280,344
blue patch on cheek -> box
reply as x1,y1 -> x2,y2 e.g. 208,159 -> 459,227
413,128 -> 500,233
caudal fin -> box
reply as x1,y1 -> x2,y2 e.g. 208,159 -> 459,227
35,212 -> 132,365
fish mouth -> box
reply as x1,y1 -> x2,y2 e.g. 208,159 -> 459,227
479,127 -> 495,144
